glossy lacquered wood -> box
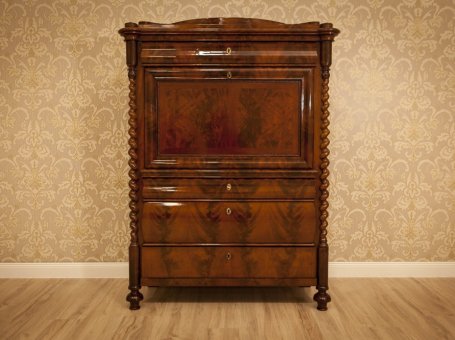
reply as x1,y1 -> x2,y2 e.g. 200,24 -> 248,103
119,17 -> 339,310
144,68 -> 315,169
140,278 -> 317,286
141,42 -> 319,65
142,178 -> 317,199
141,247 -> 316,279
141,201 -> 316,244
157,80 -> 300,156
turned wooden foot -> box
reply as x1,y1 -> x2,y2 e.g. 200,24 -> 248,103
126,288 -> 143,310
313,287 -> 331,311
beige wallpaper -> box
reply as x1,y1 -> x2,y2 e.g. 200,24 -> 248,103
0,0 -> 453,262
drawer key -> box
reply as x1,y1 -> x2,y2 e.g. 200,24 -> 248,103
226,183 -> 232,191
226,207 -> 232,215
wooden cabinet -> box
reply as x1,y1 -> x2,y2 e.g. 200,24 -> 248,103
119,18 -> 339,310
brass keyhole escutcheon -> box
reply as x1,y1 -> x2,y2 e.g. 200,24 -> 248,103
227,71 -> 232,79
226,183 -> 232,191
226,47 -> 232,55
226,207 -> 232,215
226,252 -> 232,261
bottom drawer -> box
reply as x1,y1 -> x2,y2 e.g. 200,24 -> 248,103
141,247 -> 316,279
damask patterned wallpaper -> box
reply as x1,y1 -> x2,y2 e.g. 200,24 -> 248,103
0,0 -> 453,262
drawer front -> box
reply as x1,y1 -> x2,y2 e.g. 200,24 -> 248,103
143,178 -> 316,200
141,247 -> 316,279
141,42 -> 318,65
141,201 -> 316,244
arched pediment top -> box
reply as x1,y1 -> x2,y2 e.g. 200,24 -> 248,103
119,18 -> 339,38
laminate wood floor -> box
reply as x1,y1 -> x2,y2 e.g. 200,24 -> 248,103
0,278 -> 453,340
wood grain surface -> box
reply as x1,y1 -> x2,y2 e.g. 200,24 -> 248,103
140,41 -> 319,65
143,67 -> 315,170
1,278 -> 454,340
157,80 -> 301,156
142,178 -> 317,200
141,247 -> 316,279
141,201 -> 316,244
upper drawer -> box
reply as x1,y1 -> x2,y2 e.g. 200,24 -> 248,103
140,42 -> 318,65
143,178 -> 317,200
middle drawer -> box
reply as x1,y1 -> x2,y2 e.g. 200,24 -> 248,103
143,178 -> 316,200
141,201 -> 316,244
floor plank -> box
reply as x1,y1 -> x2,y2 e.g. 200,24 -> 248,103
0,279 -> 453,340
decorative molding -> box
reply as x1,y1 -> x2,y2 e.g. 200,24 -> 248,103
0,262 -> 454,278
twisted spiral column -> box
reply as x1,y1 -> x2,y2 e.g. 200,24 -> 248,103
313,66 -> 332,311
319,69 -> 331,248
127,67 -> 139,246
125,65 -> 143,310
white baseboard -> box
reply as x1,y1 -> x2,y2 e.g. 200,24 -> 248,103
329,262 -> 455,278
0,262 -> 129,278
0,262 -> 454,279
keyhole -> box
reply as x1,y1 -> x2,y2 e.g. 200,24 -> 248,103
227,71 -> 232,79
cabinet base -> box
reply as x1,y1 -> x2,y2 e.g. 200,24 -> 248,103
142,277 -> 317,287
